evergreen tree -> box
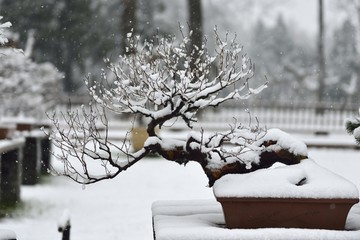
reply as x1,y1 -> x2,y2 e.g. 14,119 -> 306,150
137,0 -> 155,41
250,19 -> 273,100
250,15 -> 312,102
329,19 -> 359,103
270,15 -> 294,61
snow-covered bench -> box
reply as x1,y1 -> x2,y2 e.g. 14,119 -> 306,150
0,229 -> 16,240
152,199 -> 360,240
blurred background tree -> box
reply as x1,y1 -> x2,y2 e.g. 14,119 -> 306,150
0,0 -> 359,106
0,0 -> 116,93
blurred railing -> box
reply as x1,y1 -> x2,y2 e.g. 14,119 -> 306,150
200,101 -> 359,134
58,94 -> 92,106
56,95 -> 359,134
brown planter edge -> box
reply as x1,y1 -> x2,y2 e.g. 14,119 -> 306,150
216,197 -> 359,230
16,123 -> 33,131
0,127 -> 15,139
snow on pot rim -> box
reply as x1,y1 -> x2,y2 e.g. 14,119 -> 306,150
213,159 -> 359,199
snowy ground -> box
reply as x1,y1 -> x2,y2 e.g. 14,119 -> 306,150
0,145 -> 359,240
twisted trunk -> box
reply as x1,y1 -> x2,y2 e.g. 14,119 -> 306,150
145,138 -> 307,187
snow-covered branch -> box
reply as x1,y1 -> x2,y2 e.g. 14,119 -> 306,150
47,103 -> 151,184
87,29 -> 267,135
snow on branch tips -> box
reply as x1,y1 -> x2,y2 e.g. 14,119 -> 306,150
86,28 -> 267,127
48,28 -> 308,186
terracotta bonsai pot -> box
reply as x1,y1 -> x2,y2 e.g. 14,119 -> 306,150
213,159 -> 360,230
216,197 -> 359,230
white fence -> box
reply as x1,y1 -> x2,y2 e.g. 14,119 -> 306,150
198,101 -> 359,134
57,96 -> 359,134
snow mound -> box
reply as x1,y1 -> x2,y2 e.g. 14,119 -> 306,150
255,128 -> 308,156
213,159 -> 359,199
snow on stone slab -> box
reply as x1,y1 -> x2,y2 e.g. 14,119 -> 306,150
152,199 -> 222,217
153,214 -> 360,240
153,199 -> 360,240
213,159 -> 359,199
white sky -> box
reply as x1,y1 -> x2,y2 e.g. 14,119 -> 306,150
275,0 -> 347,36
279,0 -> 317,34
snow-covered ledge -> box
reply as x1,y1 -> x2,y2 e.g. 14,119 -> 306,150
0,138 -> 25,153
0,229 -> 16,240
213,159 -> 359,199
152,199 -> 360,240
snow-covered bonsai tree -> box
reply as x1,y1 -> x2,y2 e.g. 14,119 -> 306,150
48,29 -> 308,186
